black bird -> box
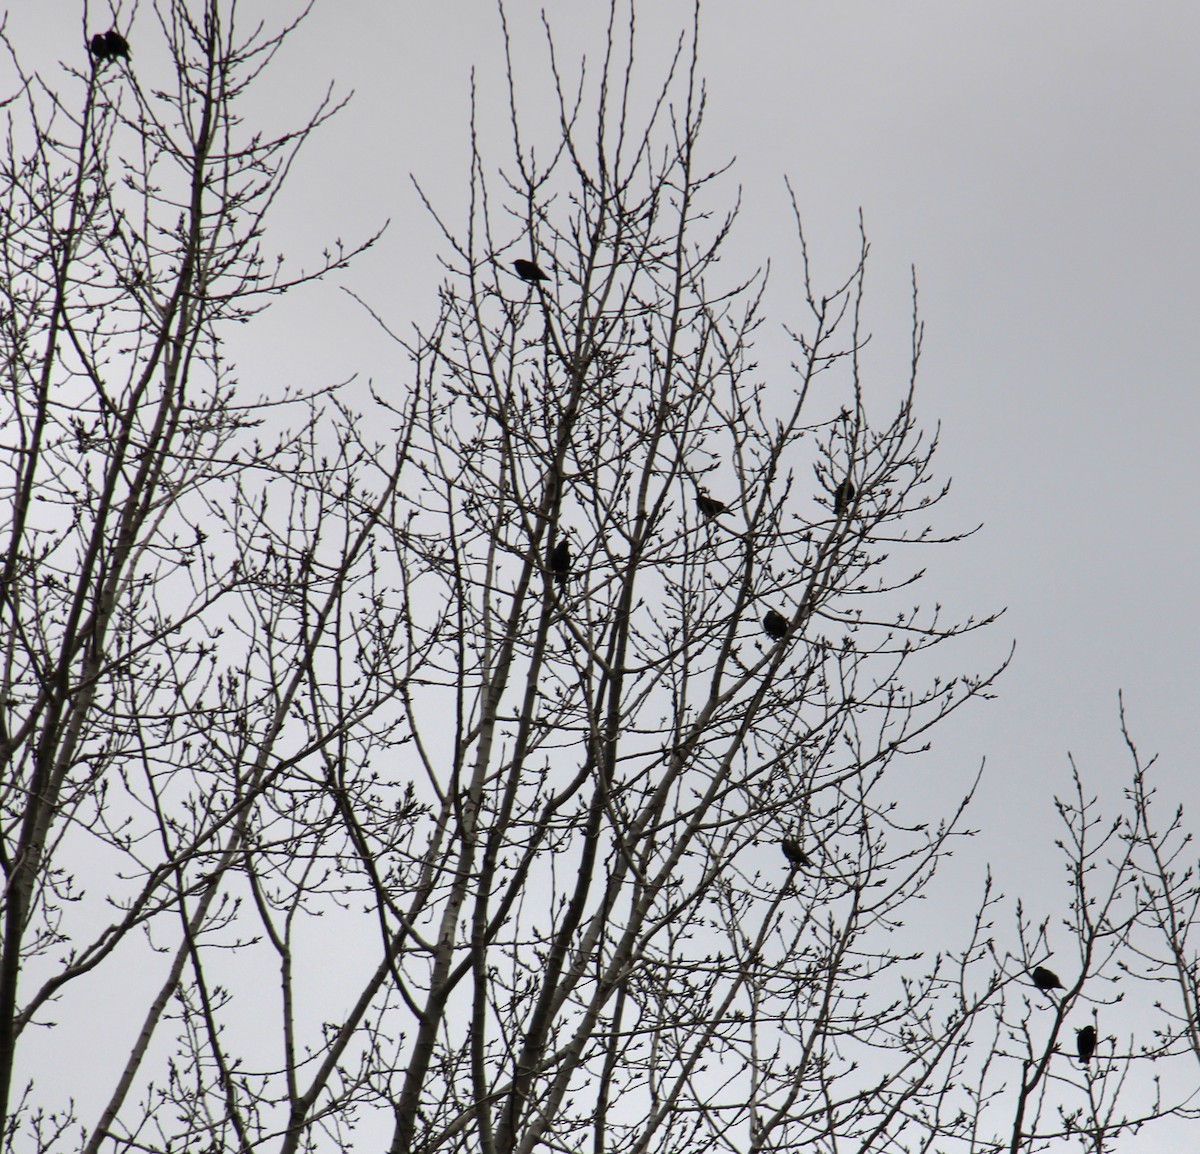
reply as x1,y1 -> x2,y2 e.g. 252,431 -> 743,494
781,839 -> 810,868
1075,1024 -> 1097,1064
103,29 -> 131,59
695,489 -> 728,518
834,476 -> 856,516
1031,966 -> 1063,992
513,259 -> 549,283
762,610 -> 789,641
550,539 -> 571,587
90,33 -> 110,58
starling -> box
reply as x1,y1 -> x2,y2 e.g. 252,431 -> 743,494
90,33 -> 110,58
1031,966 -> 1063,992
550,539 -> 571,587
781,839 -> 810,868
103,30 -> 131,59
762,610 -> 789,641
513,259 -> 549,283
834,477 -> 856,516
695,489 -> 728,518
1075,1025 -> 1097,1064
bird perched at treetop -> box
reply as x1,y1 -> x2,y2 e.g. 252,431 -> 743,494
834,477 -> 855,516
1075,1025 -> 1097,1064
90,33 -> 109,57
513,259 -> 549,283
695,489 -> 728,518
550,539 -> 571,587
762,610 -> 788,641
780,839 -> 810,868
1031,966 -> 1063,992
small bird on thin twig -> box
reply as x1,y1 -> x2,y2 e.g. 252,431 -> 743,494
91,29 -> 131,61
1031,966 -> 1063,992
550,539 -> 571,587
762,610 -> 788,641
780,839 -> 810,868
1075,1025 -> 1097,1064
513,259 -> 549,283
834,476 -> 855,516
695,488 -> 728,518
105,30 -> 131,58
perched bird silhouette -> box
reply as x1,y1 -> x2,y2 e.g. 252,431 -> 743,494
106,30 -> 131,58
550,539 -> 571,587
762,610 -> 789,641
1031,966 -> 1063,992
1075,1025 -> 1097,1064
780,839 -> 810,868
513,259 -> 549,283
834,476 -> 856,516
90,33 -> 109,57
695,489 -> 728,518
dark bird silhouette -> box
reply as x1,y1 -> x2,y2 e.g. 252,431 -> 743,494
781,839 -> 810,868
103,30 -> 130,59
1076,1025 -> 1097,1064
695,489 -> 728,518
762,609 -> 788,641
550,539 -> 571,587
513,259 -> 549,283
1031,966 -> 1063,992
90,33 -> 109,58
834,476 -> 856,516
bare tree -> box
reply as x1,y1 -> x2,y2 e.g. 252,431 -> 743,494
4,3 -> 1198,1154
1106,705 -> 1200,1080
361,6 -> 1010,1154
0,5 -> 394,1151
971,716 -> 1200,1154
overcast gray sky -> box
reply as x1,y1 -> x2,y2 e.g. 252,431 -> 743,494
251,0 -> 1200,1061
10,2 -> 1200,1147
245,0 -> 1200,881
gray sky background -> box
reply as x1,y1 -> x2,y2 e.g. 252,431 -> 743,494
8,2 -> 1200,1147
252,0 -> 1199,888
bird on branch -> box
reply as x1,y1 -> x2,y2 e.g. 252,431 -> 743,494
91,29 -> 130,60
834,476 -> 856,516
105,30 -> 131,58
513,259 -> 549,283
1031,966 -> 1063,992
762,609 -> 789,641
695,488 -> 728,518
1075,1025 -> 1097,1064
550,539 -> 571,587
780,839 -> 810,868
